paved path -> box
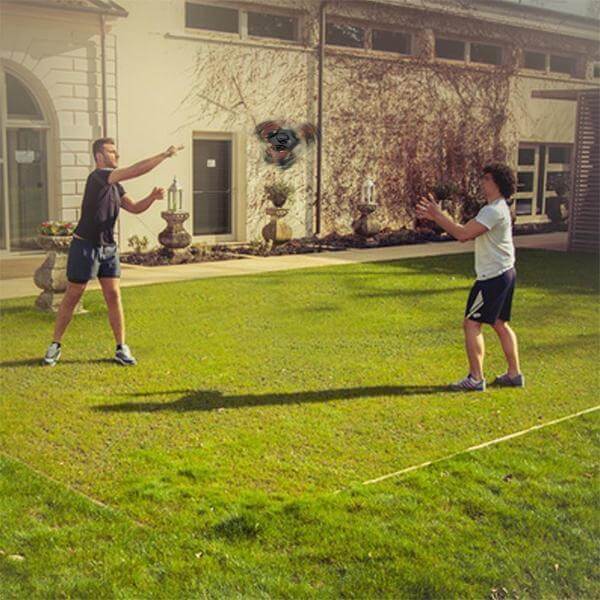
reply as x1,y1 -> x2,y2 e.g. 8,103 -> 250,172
0,232 -> 567,301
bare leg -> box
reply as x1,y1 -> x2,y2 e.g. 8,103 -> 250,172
99,277 -> 124,345
52,282 -> 87,342
492,319 -> 521,378
463,318 -> 485,380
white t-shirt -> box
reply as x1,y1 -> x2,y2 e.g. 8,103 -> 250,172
473,198 -> 515,280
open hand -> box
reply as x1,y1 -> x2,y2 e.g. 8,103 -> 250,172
150,186 -> 165,201
165,145 -> 184,158
416,192 -> 442,221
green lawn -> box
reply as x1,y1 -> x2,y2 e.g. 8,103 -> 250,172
0,249 -> 598,598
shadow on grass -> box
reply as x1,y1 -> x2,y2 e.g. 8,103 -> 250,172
0,357 -> 115,368
92,384 -> 453,413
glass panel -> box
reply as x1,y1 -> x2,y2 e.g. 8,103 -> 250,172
524,51 -> 545,70
550,54 -> 575,76
548,146 -> 571,164
372,29 -> 411,54
546,171 -> 570,192
517,172 -> 534,193
516,198 -> 533,215
193,139 -> 231,235
185,2 -> 238,33
326,23 -> 365,48
6,73 -> 43,120
248,12 -> 296,41
518,147 -> 535,165
435,38 -> 465,60
594,64 -> 600,79
470,43 -> 502,65
6,128 -> 48,251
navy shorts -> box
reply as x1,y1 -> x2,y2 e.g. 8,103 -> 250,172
465,267 -> 516,324
67,236 -> 121,284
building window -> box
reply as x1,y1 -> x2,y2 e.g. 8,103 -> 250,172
185,3 -> 239,33
6,73 -> 44,120
435,38 -> 465,61
372,29 -> 411,55
549,54 -> 576,76
515,143 -> 572,220
523,50 -> 546,71
326,22 -> 365,48
593,63 -> 600,79
470,42 -> 502,65
248,11 -> 297,41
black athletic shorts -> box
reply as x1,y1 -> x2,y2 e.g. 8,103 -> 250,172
465,267 -> 516,324
67,236 -> 121,283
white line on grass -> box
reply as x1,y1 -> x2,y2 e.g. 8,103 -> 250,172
0,449 -> 148,528
357,404 -> 600,488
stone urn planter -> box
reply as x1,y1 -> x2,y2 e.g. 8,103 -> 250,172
262,207 -> 293,245
158,211 -> 193,252
352,202 -> 381,238
262,180 -> 295,245
34,235 -> 85,313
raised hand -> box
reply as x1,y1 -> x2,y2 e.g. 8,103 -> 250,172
164,145 -> 184,158
150,186 -> 165,201
416,192 -> 442,221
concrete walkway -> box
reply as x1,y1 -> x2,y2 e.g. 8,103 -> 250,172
0,232 -> 567,301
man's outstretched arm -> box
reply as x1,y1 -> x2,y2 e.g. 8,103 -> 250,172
108,145 -> 183,185
416,193 -> 488,242
120,187 -> 165,214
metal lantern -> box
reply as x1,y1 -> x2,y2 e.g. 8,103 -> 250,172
361,177 -> 375,204
167,176 -> 183,212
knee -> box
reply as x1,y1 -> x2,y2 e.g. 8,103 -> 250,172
65,284 -> 85,304
492,319 -> 510,333
463,318 -> 480,332
104,289 -> 121,306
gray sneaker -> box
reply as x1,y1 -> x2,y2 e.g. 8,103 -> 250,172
450,374 -> 486,392
114,344 -> 137,366
493,373 -> 525,388
42,342 -> 61,367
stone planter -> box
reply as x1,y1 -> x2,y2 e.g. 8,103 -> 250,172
158,211 -> 192,251
34,235 -> 85,313
262,206 -> 292,245
352,203 -> 380,237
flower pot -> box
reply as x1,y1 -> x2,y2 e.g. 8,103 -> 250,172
262,207 -> 292,245
158,211 -> 192,250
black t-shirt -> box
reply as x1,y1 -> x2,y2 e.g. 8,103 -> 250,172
74,168 -> 125,246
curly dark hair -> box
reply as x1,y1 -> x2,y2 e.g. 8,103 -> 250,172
482,162 -> 517,201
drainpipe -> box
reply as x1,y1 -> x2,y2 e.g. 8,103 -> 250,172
315,0 -> 327,235
100,14 -> 108,136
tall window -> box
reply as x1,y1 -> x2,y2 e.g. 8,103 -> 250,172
515,143 -> 572,219
1,69 -> 50,251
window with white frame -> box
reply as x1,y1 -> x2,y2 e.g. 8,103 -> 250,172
515,143 -> 572,219
435,37 -> 503,65
185,2 -> 300,42
326,20 -> 413,56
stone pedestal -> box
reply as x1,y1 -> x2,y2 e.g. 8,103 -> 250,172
352,203 -> 380,237
262,207 -> 292,245
34,235 -> 85,313
158,211 -> 192,250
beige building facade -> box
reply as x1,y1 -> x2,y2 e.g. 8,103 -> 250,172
1,0 -> 598,254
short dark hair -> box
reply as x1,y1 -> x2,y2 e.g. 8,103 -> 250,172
482,162 -> 516,199
92,137 -> 115,161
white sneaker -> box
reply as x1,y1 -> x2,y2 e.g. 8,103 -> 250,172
114,344 -> 137,366
42,342 -> 61,367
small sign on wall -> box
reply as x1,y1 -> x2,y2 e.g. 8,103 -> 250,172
15,150 -> 36,164
206,159 -> 216,168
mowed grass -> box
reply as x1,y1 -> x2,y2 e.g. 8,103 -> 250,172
0,248 -> 598,598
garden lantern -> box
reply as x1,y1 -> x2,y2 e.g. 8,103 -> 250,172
167,176 -> 183,212
361,177 -> 375,204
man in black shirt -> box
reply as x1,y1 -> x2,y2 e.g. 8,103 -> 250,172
43,137 -> 182,366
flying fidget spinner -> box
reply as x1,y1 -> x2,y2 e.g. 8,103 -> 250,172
254,120 -> 319,170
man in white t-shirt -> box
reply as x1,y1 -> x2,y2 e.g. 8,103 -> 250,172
416,163 -> 524,392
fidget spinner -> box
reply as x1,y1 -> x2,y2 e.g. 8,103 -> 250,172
255,120 -> 319,170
